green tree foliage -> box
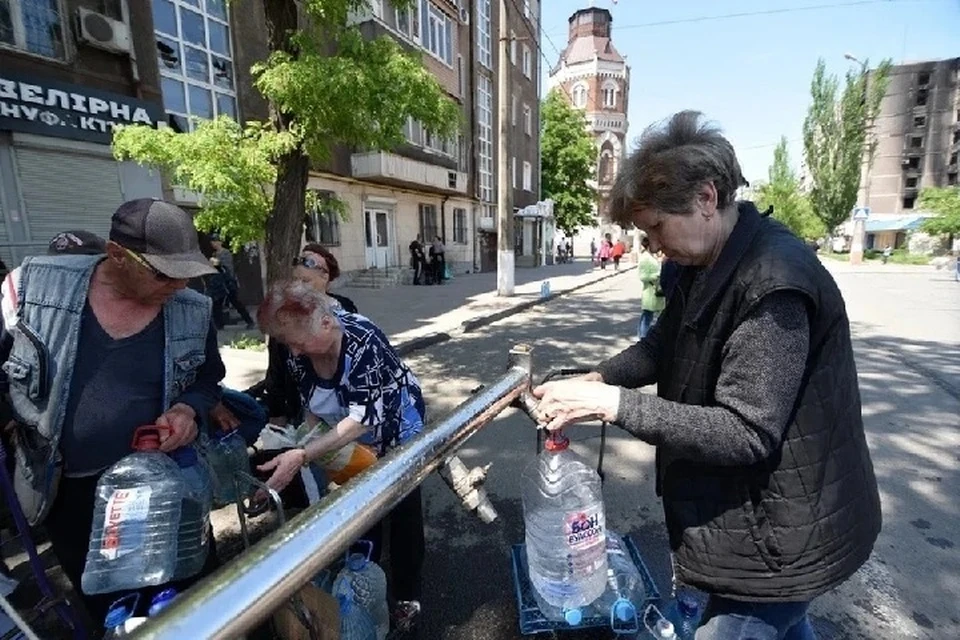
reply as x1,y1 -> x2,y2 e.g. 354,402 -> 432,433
919,186 -> 960,240
802,58 -> 891,233
754,137 -> 825,239
540,88 -> 598,235
113,0 -> 459,281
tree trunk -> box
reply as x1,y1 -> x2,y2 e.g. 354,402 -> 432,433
261,0 -> 305,286
265,147 -> 309,284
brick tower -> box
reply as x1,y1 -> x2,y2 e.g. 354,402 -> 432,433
548,6 -> 630,232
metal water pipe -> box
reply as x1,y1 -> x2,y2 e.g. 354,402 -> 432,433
132,345 -> 534,640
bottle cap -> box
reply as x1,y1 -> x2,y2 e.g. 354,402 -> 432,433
678,592 -> 699,617
544,431 -> 570,452
104,593 -> 139,628
132,426 -> 163,451
563,607 -> 582,625
657,619 -> 676,638
613,598 -> 636,623
148,589 -> 178,617
346,552 -> 368,571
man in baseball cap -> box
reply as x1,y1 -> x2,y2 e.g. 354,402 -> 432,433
109,198 -> 217,280
0,198 -> 225,626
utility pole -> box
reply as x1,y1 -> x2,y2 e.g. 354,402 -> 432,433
845,53 -> 870,266
496,0 -> 514,296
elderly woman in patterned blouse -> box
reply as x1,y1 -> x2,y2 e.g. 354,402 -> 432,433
256,279 -> 426,630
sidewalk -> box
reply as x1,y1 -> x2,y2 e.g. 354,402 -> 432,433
219,259 -> 631,389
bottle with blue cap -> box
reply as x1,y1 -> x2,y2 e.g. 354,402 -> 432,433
590,531 -> 646,633
168,445 -> 213,581
332,540 -> 389,640
104,593 -> 146,637
663,591 -> 701,640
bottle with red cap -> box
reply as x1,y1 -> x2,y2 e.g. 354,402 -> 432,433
521,429 -> 608,624
81,426 -> 188,595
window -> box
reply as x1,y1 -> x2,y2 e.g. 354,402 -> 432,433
950,152 -> 958,166
902,196 -> 915,210
913,115 -> 926,127
477,75 -> 494,203
522,44 -> 532,79
404,117 -> 423,145
917,71 -> 930,86
511,157 -> 517,188
909,136 -> 923,148
419,203 -> 439,241
523,0 -> 530,19
572,83 -> 587,108
916,90 -> 928,107
602,81 -> 618,108
305,191 -> 341,246
396,4 -> 420,42
511,94 -> 518,126
523,103 -> 532,135
423,1 -> 453,65
453,207 -> 468,244
522,160 -> 532,191
154,0 -> 237,131
0,0 -> 65,58
905,177 -> 918,189
510,30 -> 516,65
949,173 -> 958,186
477,0 -> 491,69
906,156 -> 920,170
457,55 -> 465,96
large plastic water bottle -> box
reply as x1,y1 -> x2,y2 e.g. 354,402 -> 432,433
168,446 -> 212,581
521,430 -> 607,618
663,592 -> 701,640
591,531 -> 647,633
332,541 -> 389,640
203,429 -> 251,507
82,427 -> 185,594
338,590 -> 377,640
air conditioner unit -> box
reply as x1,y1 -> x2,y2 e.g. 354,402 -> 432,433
76,7 -> 132,55
459,7 -> 470,25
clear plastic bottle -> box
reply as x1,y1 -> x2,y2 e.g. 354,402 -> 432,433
82,428 -> 185,595
203,429 -> 251,507
168,446 -> 212,581
337,591 -> 377,640
591,531 -> 647,633
521,430 -> 607,615
332,541 -> 389,640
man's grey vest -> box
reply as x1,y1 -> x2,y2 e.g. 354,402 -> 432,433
3,255 -> 211,525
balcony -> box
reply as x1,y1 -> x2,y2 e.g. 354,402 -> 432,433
351,151 -> 468,195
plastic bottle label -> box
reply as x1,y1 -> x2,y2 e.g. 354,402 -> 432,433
565,507 -> 604,550
100,487 -> 152,560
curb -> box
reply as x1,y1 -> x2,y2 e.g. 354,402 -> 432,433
395,269 -> 629,357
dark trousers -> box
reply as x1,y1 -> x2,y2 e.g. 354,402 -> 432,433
45,474 -> 220,628
215,291 -> 253,327
360,486 -> 424,602
411,259 -> 424,285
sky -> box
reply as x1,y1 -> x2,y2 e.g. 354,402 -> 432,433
538,0 -> 960,184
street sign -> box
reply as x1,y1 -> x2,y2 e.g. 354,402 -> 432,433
852,206 -> 871,221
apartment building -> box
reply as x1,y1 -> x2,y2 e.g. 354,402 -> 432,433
857,57 -> 960,245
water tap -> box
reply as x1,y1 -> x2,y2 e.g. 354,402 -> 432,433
439,455 -> 498,523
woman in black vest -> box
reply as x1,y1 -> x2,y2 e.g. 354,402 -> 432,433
532,111 -> 880,639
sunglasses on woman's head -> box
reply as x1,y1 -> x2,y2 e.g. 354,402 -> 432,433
292,256 -> 329,274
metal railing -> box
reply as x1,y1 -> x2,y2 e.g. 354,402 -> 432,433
132,345 -> 534,639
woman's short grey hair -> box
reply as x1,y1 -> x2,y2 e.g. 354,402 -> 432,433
609,111 -> 747,226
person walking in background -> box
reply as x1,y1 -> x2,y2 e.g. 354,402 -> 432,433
429,236 -> 446,284
612,237 -> 626,270
597,236 -> 612,269
409,236 -> 426,285
590,238 -> 597,265
210,234 -> 255,330
636,237 -> 665,339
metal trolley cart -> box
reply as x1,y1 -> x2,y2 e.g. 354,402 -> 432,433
511,369 -> 660,637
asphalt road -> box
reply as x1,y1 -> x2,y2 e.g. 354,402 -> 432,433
401,264 -> 960,640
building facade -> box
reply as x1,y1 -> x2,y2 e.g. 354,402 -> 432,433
547,6 -> 629,237
860,57 -> 960,217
